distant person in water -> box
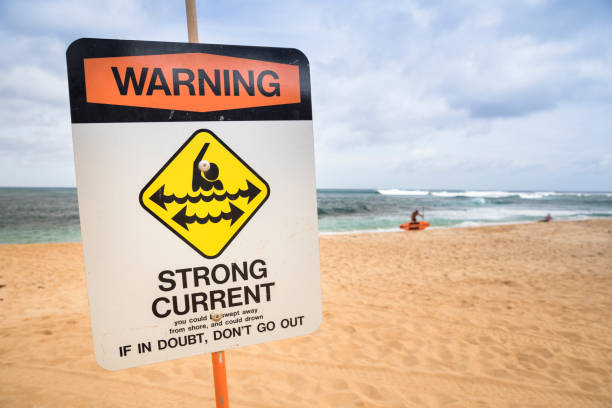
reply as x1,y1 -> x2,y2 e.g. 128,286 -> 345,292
411,210 -> 423,223
540,213 -> 552,222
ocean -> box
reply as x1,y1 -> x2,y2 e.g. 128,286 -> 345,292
0,188 -> 81,244
318,189 -> 612,233
1,187 -> 611,243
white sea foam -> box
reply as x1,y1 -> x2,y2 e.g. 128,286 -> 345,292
564,192 -> 612,197
377,190 -> 612,199
431,190 -> 557,199
431,191 -> 514,198
319,227 -> 400,236
431,219 -> 536,230
430,191 -> 612,199
516,191 -> 612,198
430,207 -> 608,220
517,192 -> 556,199
378,189 -> 429,196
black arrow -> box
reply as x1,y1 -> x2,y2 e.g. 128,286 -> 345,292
149,184 -> 167,210
226,202 -> 244,225
150,181 -> 262,209
244,180 -> 261,203
172,202 -> 245,230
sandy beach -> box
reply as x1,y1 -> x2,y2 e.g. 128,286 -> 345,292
1,219 -> 611,407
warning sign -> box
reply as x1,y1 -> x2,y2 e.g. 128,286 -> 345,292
82,53 -> 301,112
140,129 -> 270,258
66,38 -> 321,371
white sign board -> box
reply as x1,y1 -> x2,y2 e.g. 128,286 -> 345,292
66,38 -> 321,370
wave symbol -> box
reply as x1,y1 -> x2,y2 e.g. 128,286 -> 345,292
149,180 -> 261,210
172,203 -> 244,230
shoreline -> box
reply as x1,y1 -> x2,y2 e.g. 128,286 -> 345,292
1,218 -> 610,245
319,217 -> 609,236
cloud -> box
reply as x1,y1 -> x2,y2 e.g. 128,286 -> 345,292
0,64 -> 67,104
0,0 -> 610,190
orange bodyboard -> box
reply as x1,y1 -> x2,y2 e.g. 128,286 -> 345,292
400,221 -> 430,231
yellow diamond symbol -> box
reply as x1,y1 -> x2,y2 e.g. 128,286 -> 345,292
139,129 -> 270,258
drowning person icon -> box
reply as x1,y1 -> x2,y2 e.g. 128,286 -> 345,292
192,143 -> 224,191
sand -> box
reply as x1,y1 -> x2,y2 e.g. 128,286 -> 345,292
1,219 -> 611,407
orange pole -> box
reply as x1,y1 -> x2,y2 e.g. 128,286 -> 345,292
212,351 -> 229,407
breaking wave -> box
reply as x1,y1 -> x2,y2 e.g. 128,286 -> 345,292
378,189 -> 429,196
379,190 -> 612,199
430,191 -> 558,199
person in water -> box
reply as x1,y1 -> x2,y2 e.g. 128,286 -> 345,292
541,213 -> 552,222
411,210 -> 423,223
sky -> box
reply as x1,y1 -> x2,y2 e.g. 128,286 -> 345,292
0,0 -> 611,191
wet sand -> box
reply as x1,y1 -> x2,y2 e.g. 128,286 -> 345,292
1,219 -> 611,407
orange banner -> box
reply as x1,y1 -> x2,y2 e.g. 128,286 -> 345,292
83,53 -> 301,112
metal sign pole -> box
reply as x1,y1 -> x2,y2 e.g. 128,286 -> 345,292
184,2 -> 229,406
